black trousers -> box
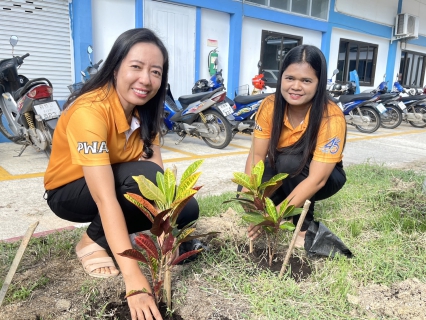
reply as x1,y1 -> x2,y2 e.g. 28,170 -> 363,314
266,153 -> 346,231
46,161 -> 199,249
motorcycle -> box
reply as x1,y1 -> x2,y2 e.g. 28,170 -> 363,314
68,45 -> 103,93
0,36 -> 60,158
227,92 -> 272,135
163,84 -> 233,149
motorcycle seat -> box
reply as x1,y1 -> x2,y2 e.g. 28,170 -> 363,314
400,94 -> 426,102
338,93 -> 374,104
178,92 -> 210,105
234,93 -> 272,105
377,93 -> 399,101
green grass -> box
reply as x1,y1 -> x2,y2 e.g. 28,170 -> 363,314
1,163 -> 425,319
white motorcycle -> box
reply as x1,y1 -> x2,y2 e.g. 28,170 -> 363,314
0,36 -> 60,158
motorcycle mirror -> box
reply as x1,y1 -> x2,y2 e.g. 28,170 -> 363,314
332,69 -> 339,76
9,35 -> 18,47
87,45 -> 93,65
257,60 -> 262,68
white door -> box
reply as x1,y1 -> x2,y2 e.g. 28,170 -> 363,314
144,0 -> 196,99
0,0 -> 73,100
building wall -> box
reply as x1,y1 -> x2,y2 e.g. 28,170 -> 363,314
335,0 -> 399,26
199,9 -> 230,91
92,0 -> 135,68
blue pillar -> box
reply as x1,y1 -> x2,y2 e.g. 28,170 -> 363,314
135,0 -> 143,27
228,12 -> 242,96
195,8 -> 201,81
321,25 -> 333,65
385,0 -> 403,88
71,0 -> 93,83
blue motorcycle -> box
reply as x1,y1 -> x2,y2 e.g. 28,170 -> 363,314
192,70 -> 271,135
163,84 -> 234,149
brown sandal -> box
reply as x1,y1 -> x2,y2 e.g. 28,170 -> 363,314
75,242 -> 120,278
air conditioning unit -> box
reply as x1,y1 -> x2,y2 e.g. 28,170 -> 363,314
394,13 -> 419,38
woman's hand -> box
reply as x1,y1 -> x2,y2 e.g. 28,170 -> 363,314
247,223 -> 262,240
125,273 -> 163,320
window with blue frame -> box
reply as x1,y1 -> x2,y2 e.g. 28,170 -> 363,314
245,0 -> 329,20
336,39 -> 377,86
399,50 -> 426,88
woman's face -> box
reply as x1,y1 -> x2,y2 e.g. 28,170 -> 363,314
280,62 -> 319,109
115,42 -> 164,110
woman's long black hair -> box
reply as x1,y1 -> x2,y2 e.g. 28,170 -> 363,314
268,45 -> 329,174
64,28 -> 169,159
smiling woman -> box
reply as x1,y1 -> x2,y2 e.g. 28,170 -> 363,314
43,28 -> 199,320
242,45 -> 347,249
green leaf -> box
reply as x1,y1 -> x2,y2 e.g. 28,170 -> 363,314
268,172 -> 289,183
181,159 -> 204,182
279,221 -> 295,231
282,206 -> 303,218
156,171 -> 165,195
163,168 -> 176,206
265,197 -> 278,222
232,172 -> 254,191
133,175 -> 166,204
172,188 -> 197,204
177,172 -> 202,197
242,212 -> 266,225
251,160 -> 264,188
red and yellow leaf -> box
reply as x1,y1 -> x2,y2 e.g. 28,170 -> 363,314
161,233 -> 175,256
117,249 -> 148,264
125,289 -> 153,299
134,234 -> 159,261
124,193 -> 154,222
171,249 -> 202,265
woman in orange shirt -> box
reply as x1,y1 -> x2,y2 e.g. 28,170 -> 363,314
44,28 -> 198,320
244,45 -> 347,248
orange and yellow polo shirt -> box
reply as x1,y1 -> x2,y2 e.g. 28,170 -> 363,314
254,95 -> 346,163
44,85 -> 159,190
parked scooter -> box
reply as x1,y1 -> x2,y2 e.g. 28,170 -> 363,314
68,45 -> 103,93
0,36 -> 60,158
163,84 -> 233,149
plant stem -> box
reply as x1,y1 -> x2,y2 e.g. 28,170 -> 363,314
279,200 -> 311,278
163,267 -> 172,309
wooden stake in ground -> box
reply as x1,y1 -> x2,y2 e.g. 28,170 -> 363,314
279,200 -> 311,278
0,221 -> 39,306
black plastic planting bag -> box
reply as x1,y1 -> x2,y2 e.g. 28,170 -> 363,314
304,221 -> 353,258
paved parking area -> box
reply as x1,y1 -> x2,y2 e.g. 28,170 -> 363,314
1,123 -> 426,241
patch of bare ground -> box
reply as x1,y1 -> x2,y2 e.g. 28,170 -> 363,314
1,206 -> 425,319
347,278 -> 426,320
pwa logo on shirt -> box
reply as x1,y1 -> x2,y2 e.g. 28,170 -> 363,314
77,141 -> 109,154
321,137 -> 340,154
254,122 -> 262,131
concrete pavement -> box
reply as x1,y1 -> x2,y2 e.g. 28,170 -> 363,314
1,122 -> 425,242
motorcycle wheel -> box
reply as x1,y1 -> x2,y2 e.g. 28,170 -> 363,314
201,110 -> 232,149
380,105 -> 403,129
408,106 -> 426,128
44,142 -> 52,158
0,110 -> 26,144
353,106 -> 381,133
